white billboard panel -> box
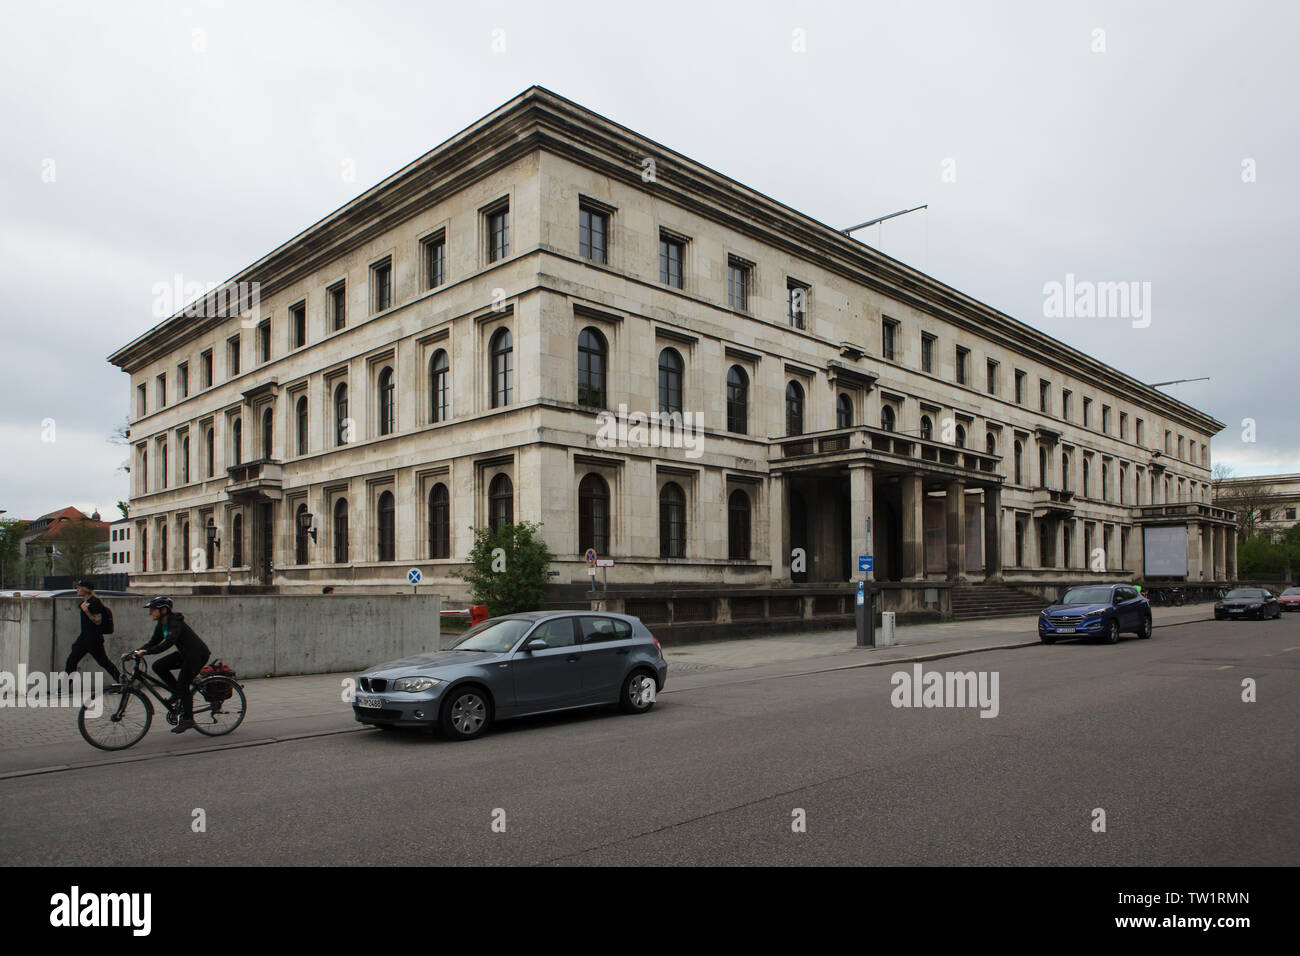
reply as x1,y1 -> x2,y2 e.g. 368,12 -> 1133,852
1143,526 -> 1188,578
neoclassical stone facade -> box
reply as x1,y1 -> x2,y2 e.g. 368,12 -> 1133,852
110,87 -> 1235,599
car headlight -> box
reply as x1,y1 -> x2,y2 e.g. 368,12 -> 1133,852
392,676 -> 443,693
1083,610 -> 1104,620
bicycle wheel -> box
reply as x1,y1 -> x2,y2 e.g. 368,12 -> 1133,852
79,685 -> 153,751
190,677 -> 246,737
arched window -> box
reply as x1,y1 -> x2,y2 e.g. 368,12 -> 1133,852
180,436 -> 189,483
206,429 -> 215,477
986,432 -> 996,457
1014,440 -> 1023,484
489,474 -> 513,531
232,513 -> 244,567
1061,452 -> 1071,492
1039,446 -> 1049,488
181,521 -> 189,569
261,407 -> 273,459
141,450 -> 147,493
785,381 -> 804,436
205,519 -> 216,571
836,394 -> 852,429
296,397 -> 308,455
1015,519 -> 1025,566
728,489 -> 751,560
377,491 -> 395,561
658,348 -> 683,414
1082,458 -> 1090,496
659,482 -> 686,558
726,366 -> 748,433
429,349 -> 449,423
333,499 -> 348,563
160,443 -> 168,489
920,416 -> 933,441
335,384 -> 349,446
232,419 -> 242,466
881,405 -> 896,432
578,473 -> 610,555
378,367 -> 395,435
428,483 -> 450,559
955,424 -> 966,448
1119,466 -> 1127,504
295,503 -> 309,565
1101,463 -> 1110,502
577,327 -> 607,408
160,523 -> 168,571
490,328 -> 513,408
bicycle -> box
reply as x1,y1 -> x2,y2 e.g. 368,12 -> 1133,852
78,654 -> 246,751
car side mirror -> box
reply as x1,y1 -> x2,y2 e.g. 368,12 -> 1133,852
526,639 -> 549,652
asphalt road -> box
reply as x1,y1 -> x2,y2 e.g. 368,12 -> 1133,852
2,616 -> 1297,865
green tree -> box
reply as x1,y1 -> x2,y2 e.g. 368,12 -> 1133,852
455,521 -> 553,616
117,500 -> 130,520
0,518 -> 29,589
52,519 -> 107,579
1238,533 -> 1286,578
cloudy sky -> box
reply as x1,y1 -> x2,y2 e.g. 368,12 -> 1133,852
1,0 -> 1295,521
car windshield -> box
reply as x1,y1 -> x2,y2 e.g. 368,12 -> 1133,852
1060,587 -> 1115,605
1283,588 -> 1300,596
447,618 -> 533,652
1224,589 -> 1263,600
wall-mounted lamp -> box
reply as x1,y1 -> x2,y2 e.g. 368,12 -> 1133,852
205,520 -> 221,551
296,509 -> 317,543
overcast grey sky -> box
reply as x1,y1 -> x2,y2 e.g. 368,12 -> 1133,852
1,0 -> 1295,521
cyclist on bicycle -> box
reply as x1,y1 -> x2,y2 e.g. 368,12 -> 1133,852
129,596 -> 211,734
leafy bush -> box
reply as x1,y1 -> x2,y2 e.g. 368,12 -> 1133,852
455,521 -> 553,616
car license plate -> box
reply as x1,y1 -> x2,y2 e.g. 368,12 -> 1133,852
355,695 -> 383,709
1056,627 -> 1075,634
1229,609 -> 1243,614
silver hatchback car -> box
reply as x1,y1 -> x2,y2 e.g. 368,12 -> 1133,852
352,611 -> 668,740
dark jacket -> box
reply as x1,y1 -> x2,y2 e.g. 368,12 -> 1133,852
79,596 -> 106,639
141,612 -> 210,661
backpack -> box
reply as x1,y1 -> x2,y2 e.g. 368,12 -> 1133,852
199,659 -> 236,701
99,604 -> 114,635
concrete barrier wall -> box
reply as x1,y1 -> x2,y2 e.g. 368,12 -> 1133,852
43,595 -> 441,678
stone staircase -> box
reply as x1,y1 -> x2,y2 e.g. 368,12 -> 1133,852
949,584 -> 1048,621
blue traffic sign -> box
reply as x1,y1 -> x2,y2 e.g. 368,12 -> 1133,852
407,568 -> 422,585
858,555 -> 874,573
584,548 -> 597,566
856,580 -> 865,605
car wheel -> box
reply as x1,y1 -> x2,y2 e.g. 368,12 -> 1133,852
1138,614 -> 1152,639
1040,634 -> 1056,645
1104,619 -> 1119,644
440,687 -> 491,740
619,670 -> 658,715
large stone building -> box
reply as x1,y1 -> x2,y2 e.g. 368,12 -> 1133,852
109,87 -> 1236,606
1214,473 -> 1300,541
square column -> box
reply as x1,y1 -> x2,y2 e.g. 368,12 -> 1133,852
849,464 -> 875,581
902,474 -> 925,580
768,473 -> 789,583
1186,523 -> 1203,581
983,486 -> 1002,580
1226,527 -> 1237,581
1214,526 -> 1226,581
945,479 -> 966,582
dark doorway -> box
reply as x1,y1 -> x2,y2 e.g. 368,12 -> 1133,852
790,490 -> 808,583
874,483 -> 904,582
258,501 -> 274,585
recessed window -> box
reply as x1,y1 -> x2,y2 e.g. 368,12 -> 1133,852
422,231 -> 447,289
201,350 -> 213,388
1014,369 -> 1026,404
659,482 -> 686,558
371,258 -> 392,313
377,491 -> 395,562
659,233 -> 685,288
333,498 -> 349,563
785,381 -> 805,436
577,327 -> 607,408
1103,405 -> 1112,435
1039,379 -> 1051,413
986,359 -> 998,395
228,335 -> 241,377
429,350 -> 450,423
1136,418 -> 1145,444
578,473 -> 610,555
726,365 -> 748,433
836,393 -> 852,428
378,367 -> 396,435
921,415 -> 933,441
787,279 -> 808,329
428,483 -> 450,559
490,328 -> 513,408
1120,412 -> 1128,439
881,405 -> 896,432
1062,389 -> 1072,421
920,333 -> 935,373
727,257 -> 751,311
137,383 -> 147,417
178,363 -> 189,399
579,205 -> 608,264
955,347 -> 969,386
882,318 -> 898,361
489,474 -> 513,531
486,202 -> 510,263
658,348 -> 683,414
329,281 -> 346,331
334,383 -> 349,446
728,490 -> 751,560
289,301 -> 306,350
296,396 -> 308,455
156,373 -> 166,408
257,319 -> 271,364
261,407 -> 273,459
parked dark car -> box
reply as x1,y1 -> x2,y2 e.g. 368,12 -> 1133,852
1039,584 -> 1152,644
1278,587 -> 1300,612
1214,588 -> 1282,620
352,611 -> 668,740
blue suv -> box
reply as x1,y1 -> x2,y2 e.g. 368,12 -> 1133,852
1039,584 -> 1152,644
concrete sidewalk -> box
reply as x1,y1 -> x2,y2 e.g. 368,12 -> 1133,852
0,603 -> 1215,770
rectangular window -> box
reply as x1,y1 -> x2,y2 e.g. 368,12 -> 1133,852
786,279 -> 808,329
1062,389 -> 1072,421
257,319 -> 271,364
1164,429 -> 1172,453
228,335 -> 241,377
329,281 -> 346,331
920,333 -> 935,373
1082,397 -> 1092,427
659,233 -> 684,288
1177,434 -> 1184,459
1287,508 -> 1297,520
156,373 -> 166,408
1015,370 -> 1026,404
955,346 -> 969,386
487,203 -> 510,262
178,362 -> 188,399
137,383 -> 146,417
1136,418 -> 1145,444
201,349 -> 213,388
578,206 -> 608,264
1040,379 -> 1051,413
371,258 -> 392,313
986,359 -> 998,395
727,257 -> 750,311
1102,405 -> 1111,434
882,318 -> 898,361
422,231 -> 446,288
289,301 -> 306,350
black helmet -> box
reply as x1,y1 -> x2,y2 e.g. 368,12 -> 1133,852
143,595 -> 173,611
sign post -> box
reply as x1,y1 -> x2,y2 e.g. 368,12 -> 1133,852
407,567 -> 422,595
856,555 -> 874,648
584,549 -> 597,597
596,557 -> 614,591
